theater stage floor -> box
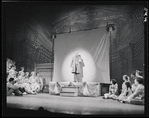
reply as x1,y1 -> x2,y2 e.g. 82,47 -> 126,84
6,93 -> 144,116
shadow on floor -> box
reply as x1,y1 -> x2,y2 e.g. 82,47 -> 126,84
4,107 -> 146,117
4,107 -> 100,117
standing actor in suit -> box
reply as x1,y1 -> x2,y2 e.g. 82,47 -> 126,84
70,53 -> 85,82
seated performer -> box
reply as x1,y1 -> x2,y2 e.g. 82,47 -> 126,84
6,58 -> 13,74
7,77 -> 23,96
18,67 -> 25,77
35,72 -> 43,92
129,72 -> 138,94
135,69 -> 143,78
121,75 -> 131,94
6,58 -> 16,75
14,70 -> 27,95
103,79 -> 118,99
24,72 -> 30,83
131,70 -> 143,93
121,76 -> 144,105
29,71 -> 40,94
7,66 -> 17,82
23,72 -> 36,94
70,53 -> 85,82
116,82 -> 132,101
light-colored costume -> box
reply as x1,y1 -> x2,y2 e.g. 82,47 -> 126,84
6,59 -> 15,74
70,56 -> 78,74
29,75 -> 40,93
35,76 -> 43,91
104,83 -> 118,99
18,70 -> 25,77
117,87 -> 132,101
131,83 -> 138,93
70,55 -> 85,82
125,84 -> 144,104
23,78 -> 35,94
7,67 -> 17,82
76,57 -> 85,82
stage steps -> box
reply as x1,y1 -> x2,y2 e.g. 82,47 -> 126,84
60,87 -> 78,97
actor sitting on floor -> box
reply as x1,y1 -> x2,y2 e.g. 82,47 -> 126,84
130,72 -> 138,93
22,72 -> 36,94
29,71 -> 40,94
35,72 -> 43,92
14,69 -> 27,95
115,82 -> 132,101
121,76 -> 144,105
135,69 -> 143,78
18,67 -> 25,77
7,77 -> 22,96
121,75 -> 131,93
103,79 -> 118,99
7,66 -> 17,82
113,75 -> 132,100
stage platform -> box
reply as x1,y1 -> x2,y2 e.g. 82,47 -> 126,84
49,82 -> 100,97
6,93 -> 144,116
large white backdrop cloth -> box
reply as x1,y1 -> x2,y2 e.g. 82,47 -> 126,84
53,27 -> 110,83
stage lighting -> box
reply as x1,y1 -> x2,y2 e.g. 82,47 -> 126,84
62,48 -> 96,82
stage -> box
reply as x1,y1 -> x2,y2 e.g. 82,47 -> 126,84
6,93 -> 144,116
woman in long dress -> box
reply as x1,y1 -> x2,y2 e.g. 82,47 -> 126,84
23,72 -> 36,94
29,71 -> 40,94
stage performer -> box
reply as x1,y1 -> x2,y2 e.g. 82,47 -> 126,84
121,76 -> 144,105
29,71 -> 40,94
22,72 -> 36,94
70,53 -> 85,82
35,72 -> 43,92
7,66 -> 17,82
103,79 -> 118,99
7,77 -> 23,96
18,67 -> 25,77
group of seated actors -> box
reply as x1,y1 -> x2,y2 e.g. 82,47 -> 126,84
6,59 -> 144,105
7,59 -> 43,96
103,69 -> 144,105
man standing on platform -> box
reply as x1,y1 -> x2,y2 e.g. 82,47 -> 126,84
70,53 -> 85,82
